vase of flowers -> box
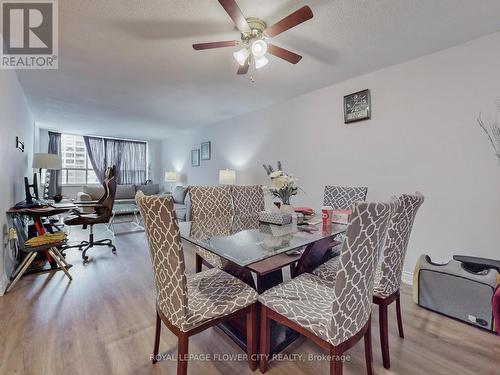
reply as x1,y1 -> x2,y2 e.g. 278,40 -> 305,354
263,162 -> 300,213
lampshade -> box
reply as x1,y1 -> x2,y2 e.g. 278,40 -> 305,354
255,55 -> 269,69
251,40 -> 267,58
32,153 -> 62,170
219,169 -> 236,185
164,171 -> 177,183
233,48 -> 250,66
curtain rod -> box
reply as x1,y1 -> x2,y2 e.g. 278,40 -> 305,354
40,128 -> 148,144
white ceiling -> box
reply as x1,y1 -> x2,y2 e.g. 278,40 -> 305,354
18,0 -> 500,139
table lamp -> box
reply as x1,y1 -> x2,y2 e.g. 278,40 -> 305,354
219,169 -> 236,185
165,171 -> 177,193
32,153 -> 62,199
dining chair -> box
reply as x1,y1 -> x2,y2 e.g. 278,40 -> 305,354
323,185 -> 368,209
136,192 -> 258,375
372,192 -> 424,369
312,193 -> 424,369
231,185 -> 265,215
188,186 -> 234,272
259,201 -> 394,375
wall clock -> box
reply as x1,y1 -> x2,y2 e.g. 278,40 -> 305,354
344,89 -> 371,123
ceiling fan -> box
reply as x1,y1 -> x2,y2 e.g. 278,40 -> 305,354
192,0 -> 314,75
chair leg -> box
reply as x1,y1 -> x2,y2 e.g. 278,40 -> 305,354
48,249 -> 72,281
379,303 -> 390,369
259,305 -> 271,373
396,292 -> 404,338
177,333 -> 189,375
246,304 -> 258,371
152,311 -> 161,364
6,252 -> 37,293
364,320 -> 374,375
195,253 -> 202,273
51,247 -> 70,267
329,346 -> 343,375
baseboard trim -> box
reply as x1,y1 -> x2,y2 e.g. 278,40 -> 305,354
401,271 -> 413,286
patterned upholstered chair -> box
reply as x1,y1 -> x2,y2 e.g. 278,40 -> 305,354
188,186 -> 234,272
231,185 -> 265,215
322,185 -> 368,258
373,193 -> 424,369
323,185 -> 368,209
312,193 -> 424,369
136,192 -> 258,375
259,201 -> 394,375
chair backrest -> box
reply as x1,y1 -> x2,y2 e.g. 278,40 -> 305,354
97,166 -> 115,204
323,186 -> 368,210
231,185 -> 265,215
135,191 -> 188,328
374,193 -> 424,297
188,186 -> 234,221
95,166 -> 117,217
329,201 -> 394,345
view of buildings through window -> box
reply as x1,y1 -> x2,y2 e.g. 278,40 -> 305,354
61,134 -> 99,185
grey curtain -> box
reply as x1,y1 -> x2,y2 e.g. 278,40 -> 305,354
84,136 -> 106,184
47,131 -> 61,197
84,136 -> 146,185
118,140 -> 146,184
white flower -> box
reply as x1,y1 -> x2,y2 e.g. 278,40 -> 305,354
269,170 -> 283,178
271,176 -> 286,190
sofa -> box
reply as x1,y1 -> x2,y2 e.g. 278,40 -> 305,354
77,184 -> 191,221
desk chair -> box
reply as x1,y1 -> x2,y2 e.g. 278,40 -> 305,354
6,215 -> 71,293
64,166 -> 117,262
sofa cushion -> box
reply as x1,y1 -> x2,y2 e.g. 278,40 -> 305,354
173,186 -> 188,204
115,184 -> 136,200
136,184 -> 159,196
83,185 -> 105,200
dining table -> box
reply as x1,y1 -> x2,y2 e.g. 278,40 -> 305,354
178,214 -> 347,354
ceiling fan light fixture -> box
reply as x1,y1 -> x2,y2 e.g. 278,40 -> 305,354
254,55 -> 269,69
251,39 -> 268,57
233,47 -> 250,66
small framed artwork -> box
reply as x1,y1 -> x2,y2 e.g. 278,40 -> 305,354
201,141 -> 211,161
344,89 -> 371,124
191,149 -> 200,167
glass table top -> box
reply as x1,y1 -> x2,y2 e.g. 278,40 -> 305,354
178,214 -> 347,267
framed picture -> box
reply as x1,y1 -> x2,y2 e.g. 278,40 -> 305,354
344,89 -> 371,124
191,149 -> 200,167
201,141 -> 211,161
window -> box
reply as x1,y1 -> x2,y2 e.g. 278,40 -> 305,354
61,134 -> 99,185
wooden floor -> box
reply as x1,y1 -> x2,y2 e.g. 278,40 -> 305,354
0,223 -> 499,375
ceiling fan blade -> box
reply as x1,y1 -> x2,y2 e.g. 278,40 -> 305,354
268,44 -> 302,64
192,40 -> 238,50
237,57 -> 250,75
218,0 -> 250,32
266,6 -> 313,38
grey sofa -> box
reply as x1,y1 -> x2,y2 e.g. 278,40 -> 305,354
77,184 -> 190,221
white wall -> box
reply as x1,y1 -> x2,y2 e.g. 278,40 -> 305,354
0,71 -> 34,295
161,32 -> 500,277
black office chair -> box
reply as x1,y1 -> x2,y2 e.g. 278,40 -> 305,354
64,166 -> 117,262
